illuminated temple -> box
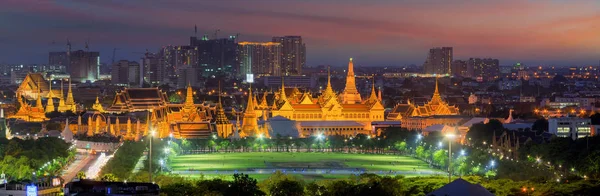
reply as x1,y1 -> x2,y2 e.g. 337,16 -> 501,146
101,85 -> 215,139
258,58 -> 385,137
10,73 -> 77,122
387,78 -> 460,120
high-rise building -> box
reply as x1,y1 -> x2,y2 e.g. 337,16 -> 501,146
272,36 -> 306,76
451,60 -> 468,77
468,58 -> 500,80
141,52 -> 164,86
190,35 -> 238,77
176,64 -> 200,88
69,50 -> 100,82
49,52 -> 70,67
423,47 -> 452,75
238,42 -> 282,80
111,60 -> 140,86
159,45 -> 198,81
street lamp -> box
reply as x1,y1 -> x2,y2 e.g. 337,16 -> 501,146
149,130 -> 156,183
445,133 -> 456,183
159,159 -> 164,172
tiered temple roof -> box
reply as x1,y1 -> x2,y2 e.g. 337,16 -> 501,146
106,88 -> 169,113
387,78 -> 460,120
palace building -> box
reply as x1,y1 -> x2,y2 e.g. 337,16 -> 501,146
258,58 -> 385,137
387,78 -> 460,120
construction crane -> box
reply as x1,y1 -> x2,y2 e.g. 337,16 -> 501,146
112,48 -> 120,64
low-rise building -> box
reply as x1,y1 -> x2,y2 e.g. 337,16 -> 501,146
548,117 -> 592,140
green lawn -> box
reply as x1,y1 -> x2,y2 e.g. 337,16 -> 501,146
170,152 -> 442,180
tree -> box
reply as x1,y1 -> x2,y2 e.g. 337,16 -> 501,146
101,173 -> 119,182
590,113 -> 600,125
270,179 -> 304,196
433,149 -> 447,167
394,141 -> 407,154
305,182 -> 328,196
161,182 -> 199,196
532,118 -> 549,135
169,93 -> 182,103
77,171 -> 86,180
228,174 -> 265,196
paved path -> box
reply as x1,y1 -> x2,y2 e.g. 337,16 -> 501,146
172,168 -> 445,176
60,153 -> 95,184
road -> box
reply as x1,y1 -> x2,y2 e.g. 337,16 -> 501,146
60,152 -> 96,184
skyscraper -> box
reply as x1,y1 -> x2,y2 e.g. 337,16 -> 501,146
49,52 -> 70,67
69,50 -> 100,82
111,60 -> 140,86
141,52 -> 163,86
190,35 -> 238,77
272,36 -> 306,76
451,60 -> 468,77
468,58 -> 500,80
238,41 -> 282,80
159,45 -> 198,83
423,47 -> 453,75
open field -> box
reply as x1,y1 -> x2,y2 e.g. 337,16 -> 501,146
170,152 -> 444,180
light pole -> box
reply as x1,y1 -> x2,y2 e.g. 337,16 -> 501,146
149,130 -> 155,183
445,133 -> 456,183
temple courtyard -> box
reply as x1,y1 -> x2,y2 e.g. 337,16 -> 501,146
169,152 -> 444,180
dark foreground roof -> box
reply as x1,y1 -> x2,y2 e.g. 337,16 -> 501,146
427,178 -> 493,196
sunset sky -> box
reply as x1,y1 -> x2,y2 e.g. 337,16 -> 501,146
1,0 -> 598,67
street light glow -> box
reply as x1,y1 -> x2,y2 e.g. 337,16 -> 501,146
317,133 -> 324,140
460,149 -> 466,156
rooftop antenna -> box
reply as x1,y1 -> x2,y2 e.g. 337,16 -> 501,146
194,25 -> 197,37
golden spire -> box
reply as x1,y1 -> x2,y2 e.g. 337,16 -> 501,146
326,66 -> 332,91
35,81 -> 43,110
215,81 -> 230,125
279,77 -> 287,101
66,79 -> 74,104
434,77 -> 440,95
260,91 -> 268,107
184,82 -> 194,107
369,75 -> 377,101
253,93 -> 259,108
341,57 -> 361,104
58,80 -> 68,112
46,80 -> 55,113
92,95 -> 105,112
245,83 -> 255,113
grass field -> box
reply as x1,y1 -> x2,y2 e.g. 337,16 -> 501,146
170,152 -> 442,180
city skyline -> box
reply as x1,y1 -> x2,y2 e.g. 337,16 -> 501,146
1,0 -> 599,67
